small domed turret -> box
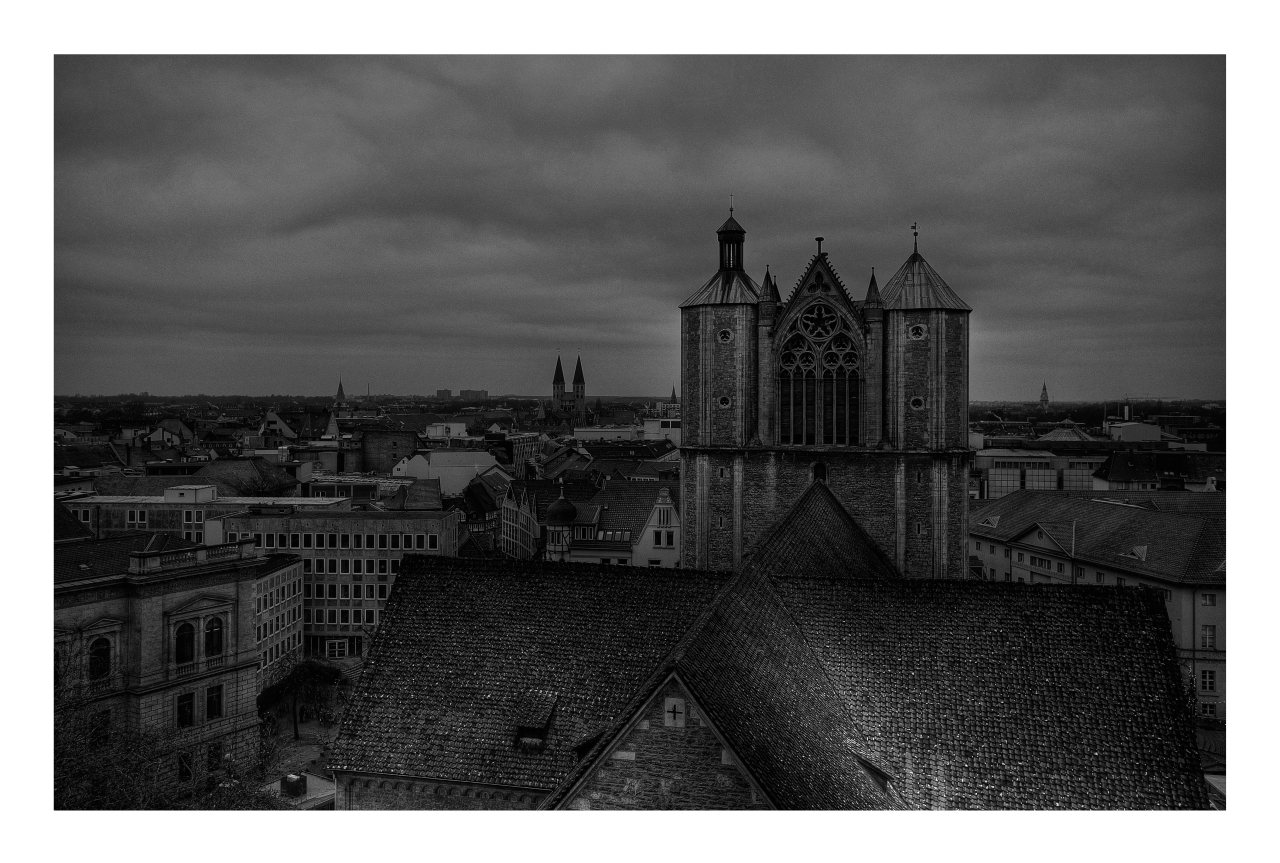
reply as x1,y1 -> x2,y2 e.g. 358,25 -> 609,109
546,489 -> 578,526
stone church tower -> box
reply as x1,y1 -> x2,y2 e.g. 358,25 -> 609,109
680,215 -> 972,577
551,354 -> 588,422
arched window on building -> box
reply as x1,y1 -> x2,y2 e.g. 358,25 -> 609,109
778,304 -> 859,445
175,623 -> 195,664
88,637 -> 111,680
204,618 -> 224,657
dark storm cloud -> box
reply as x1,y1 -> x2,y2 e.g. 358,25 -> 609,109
55,55 -> 1224,399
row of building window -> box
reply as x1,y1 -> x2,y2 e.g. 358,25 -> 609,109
653,530 -> 675,548
257,606 -> 299,642
259,578 -> 301,613
230,531 -> 439,550
305,582 -> 387,600
262,632 -> 300,668
306,608 -> 378,626
303,558 -> 397,577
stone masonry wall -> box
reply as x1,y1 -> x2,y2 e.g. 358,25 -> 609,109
682,448 -> 971,578
566,678 -> 768,810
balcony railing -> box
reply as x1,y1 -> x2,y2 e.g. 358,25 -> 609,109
204,655 -> 225,670
129,539 -> 261,574
175,662 -> 198,677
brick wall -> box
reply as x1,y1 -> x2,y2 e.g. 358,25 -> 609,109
360,431 -> 418,475
565,678 -> 768,810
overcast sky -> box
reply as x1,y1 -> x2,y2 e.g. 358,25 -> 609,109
54,55 -> 1224,400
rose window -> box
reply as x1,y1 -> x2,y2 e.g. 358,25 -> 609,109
800,304 -> 838,339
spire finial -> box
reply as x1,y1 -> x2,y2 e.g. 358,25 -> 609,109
729,193 -> 734,216
911,222 -> 918,252
815,236 -> 824,255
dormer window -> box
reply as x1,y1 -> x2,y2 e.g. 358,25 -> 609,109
1119,545 -> 1149,562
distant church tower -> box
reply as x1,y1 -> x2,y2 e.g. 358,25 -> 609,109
552,355 -> 566,411
680,215 -> 972,577
572,354 -> 586,422
335,379 -> 347,405
1040,382 -> 1050,410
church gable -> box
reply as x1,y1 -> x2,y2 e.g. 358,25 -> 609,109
557,675 -> 769,810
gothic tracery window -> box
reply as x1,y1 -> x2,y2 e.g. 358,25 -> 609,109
778,303 -> 860,446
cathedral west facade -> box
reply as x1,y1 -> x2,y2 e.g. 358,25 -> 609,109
679,214 -> 972,577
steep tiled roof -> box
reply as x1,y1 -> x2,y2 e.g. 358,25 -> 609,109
542,566 -> 900,810
743,481 -> 899,580
508,480 -> 599,524
590,482 -> 679,538
328,558 -> 731,789
332,491 -> 1208,809
674,568 -> 898,809
878,251 -> 971,311
969,491 -> 1225,584
777,578 -> 1207,809
54,502 -> 94,542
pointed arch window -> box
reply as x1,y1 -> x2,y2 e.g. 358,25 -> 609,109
778,306 -> 860,445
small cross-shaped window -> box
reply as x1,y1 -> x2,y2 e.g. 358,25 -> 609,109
663,696 -> 686,728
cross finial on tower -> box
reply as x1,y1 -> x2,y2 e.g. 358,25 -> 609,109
912,222 -> 918,252
729,193 -> 734,215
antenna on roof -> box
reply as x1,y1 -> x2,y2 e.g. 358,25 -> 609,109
911,222 -> 918,252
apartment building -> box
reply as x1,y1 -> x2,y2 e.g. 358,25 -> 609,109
206,506 -> 461,660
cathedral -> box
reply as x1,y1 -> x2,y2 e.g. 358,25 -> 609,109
679,214 -> 972,577
551,353 -> 587,423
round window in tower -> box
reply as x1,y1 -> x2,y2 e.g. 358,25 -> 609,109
907,324 -> 928,340
908,396 -> 926,411
717,396 -> 732,409
718,328 -> 733,344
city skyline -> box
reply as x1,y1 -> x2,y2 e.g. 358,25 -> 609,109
56,56 -> 1225,400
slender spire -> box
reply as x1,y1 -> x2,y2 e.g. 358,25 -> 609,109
552,355 -> 565,386
572,354 -> 585,386
671,385 -> 677,402
911,222 -> 919,254
864,267 -> 882,307
760,264 -> 780,304
336,379 -> 345,402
